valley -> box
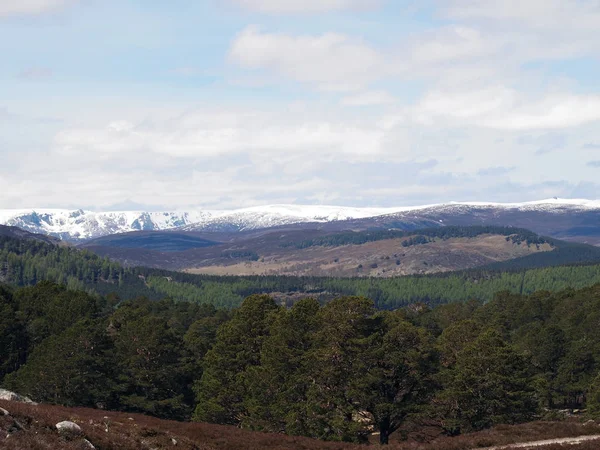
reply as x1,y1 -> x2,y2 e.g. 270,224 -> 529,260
5,223 -> 600,310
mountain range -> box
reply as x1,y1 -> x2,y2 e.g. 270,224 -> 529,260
2,198 -> 600,243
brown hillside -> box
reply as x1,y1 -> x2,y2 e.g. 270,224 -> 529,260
0,400 -> 360,450
186,235 -> 552,277
3,400 -> 600,450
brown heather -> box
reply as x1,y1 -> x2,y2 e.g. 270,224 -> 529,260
0,400 -> 362,450
3,400 -> 600,450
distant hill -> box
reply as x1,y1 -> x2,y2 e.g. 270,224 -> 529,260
84,231 -> 220,252
347,200 -> 600,246
0,224 -> 61,245
4,198 -> 600,244
0,205 -> 421,240
0,209 -> 208,240
82,226 -> 600,277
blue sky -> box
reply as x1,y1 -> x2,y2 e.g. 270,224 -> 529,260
1,0 -> 600,210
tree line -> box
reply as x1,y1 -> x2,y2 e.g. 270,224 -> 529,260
280,226 -> 549,249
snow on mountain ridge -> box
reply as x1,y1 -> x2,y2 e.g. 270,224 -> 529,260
0,198 -> 598,240
0,209 -> 212,240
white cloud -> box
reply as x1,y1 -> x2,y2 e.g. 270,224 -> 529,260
3,0 -> 600,209
228,0 -> 381,14
442,0 -> 600,30
409,26 -> 492,65
416,86 -> 517,124
341,91 -> 395,106
225,2 -> 600,95
415,87 -> 600,130
483,95 -> 600,130
2,98 -> 599,209
0,0 -> 76,17
224,23 -> 548,95
54,109 -> 389,159
229,26 -> 383,90
439,0 -> 600,60
227,25 -> 502,91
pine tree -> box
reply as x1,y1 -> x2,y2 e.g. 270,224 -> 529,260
243,298 -> 321,434
4,319 -> 115,407
0,285 -> 27,381
303,296 -> 379,442
586,372 -> 600,418
193,295 -> 279,425
352,313 -> 438,444
437,329 -> 538,434
113,314 -> 191,419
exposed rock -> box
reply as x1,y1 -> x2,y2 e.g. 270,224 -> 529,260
0,389 -> 36,404
0,407 -> 9,416
82,438 -> 96,449
56,420 -> 83,436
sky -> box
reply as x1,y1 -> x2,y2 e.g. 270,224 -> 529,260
1,0 -> 600,211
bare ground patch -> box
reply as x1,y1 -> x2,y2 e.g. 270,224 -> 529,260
186,235 -> 552,278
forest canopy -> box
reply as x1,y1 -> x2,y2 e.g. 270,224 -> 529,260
4,282 -> 600,444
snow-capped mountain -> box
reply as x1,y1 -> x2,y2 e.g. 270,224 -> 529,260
1,198 -> 599,241
0,205 -> 408,240
175,198 -> 600,233
180,204 -> 414,233
0,209 -> 211,241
